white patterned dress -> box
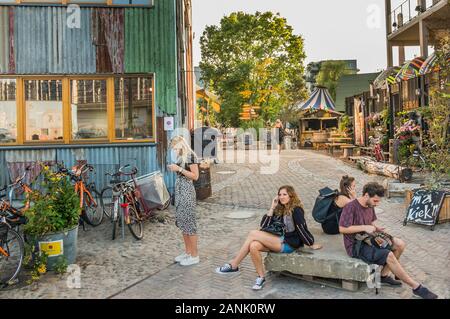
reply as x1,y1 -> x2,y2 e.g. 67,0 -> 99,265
174,155 -> 198,235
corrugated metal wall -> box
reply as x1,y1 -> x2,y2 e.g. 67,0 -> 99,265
15,6 -> 96,74
0,7 -> 14,74
125,3 -> 178,115
0,145 -> 175,194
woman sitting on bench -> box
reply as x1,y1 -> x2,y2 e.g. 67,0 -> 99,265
322,175 -> 357,235
215,186 -> 322,290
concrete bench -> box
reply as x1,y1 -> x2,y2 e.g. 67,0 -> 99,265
265,231 -> 380,291
341,145 -> 357,158
325,143 -> 346,156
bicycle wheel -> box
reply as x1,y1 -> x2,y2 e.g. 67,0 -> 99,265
0,227 -> 24,286
127,205 -> 144,240
82,188 -> 103,227
100,186 -> 113,220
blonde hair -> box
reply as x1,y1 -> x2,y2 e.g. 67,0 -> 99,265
273,185 -> 304,217
170,136 -> 196,166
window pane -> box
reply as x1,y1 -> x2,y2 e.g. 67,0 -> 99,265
114,77 -> 153,140
71,80 -> 108,140
0,79 -> 17,144
25,80 -> 63,142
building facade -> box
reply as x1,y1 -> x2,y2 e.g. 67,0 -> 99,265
0,0 -> 195,193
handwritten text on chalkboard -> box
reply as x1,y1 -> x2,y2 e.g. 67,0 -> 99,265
406,190 -> 446,226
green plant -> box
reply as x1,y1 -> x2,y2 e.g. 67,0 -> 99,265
339,115 -> 351,134
54,256 -> 69,275
24,164 -> 81,237
24,242 -> 48,284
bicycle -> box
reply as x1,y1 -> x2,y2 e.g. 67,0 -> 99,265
56,163 -> 103,227
100,165 -> 143,240
369,136 -> 386,162
0,176 -> 30,287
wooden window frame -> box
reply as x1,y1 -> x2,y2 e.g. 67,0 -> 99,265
0,74 -> 156,147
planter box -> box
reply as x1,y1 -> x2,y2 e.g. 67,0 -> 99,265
405,190 -> 450,224
29,225 -> 78,270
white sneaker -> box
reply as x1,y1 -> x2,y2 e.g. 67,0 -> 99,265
180,255 -> 200,266
174,253 -> 189,263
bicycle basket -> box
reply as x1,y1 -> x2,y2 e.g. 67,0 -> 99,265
135,172 -> 170,209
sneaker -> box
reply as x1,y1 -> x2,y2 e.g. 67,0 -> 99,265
252,277 -> 266,290
180,255 -> 200,266
174,253 -> 189,263
215,263 -> 239,274
413,285 -> 438,299
381,276 -> 402,286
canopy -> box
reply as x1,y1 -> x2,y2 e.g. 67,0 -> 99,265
419,52 -> 450,75
395,57 -> 425,82
373,66 -> 401,89
300,86 -> 336,111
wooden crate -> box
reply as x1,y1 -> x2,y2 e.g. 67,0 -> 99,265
405,190 -> 450,224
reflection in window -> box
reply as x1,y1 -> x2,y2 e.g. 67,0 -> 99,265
0,79 -> 17,144
71,80 -> 108,140
25,80 -> 63,142
114,77 -> 153,140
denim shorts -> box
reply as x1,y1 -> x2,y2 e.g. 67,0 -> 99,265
279,236 -> 295,254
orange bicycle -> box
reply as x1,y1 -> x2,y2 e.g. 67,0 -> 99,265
57,163 -> 103,227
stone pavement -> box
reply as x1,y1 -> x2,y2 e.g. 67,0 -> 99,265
1,149 -> 449,299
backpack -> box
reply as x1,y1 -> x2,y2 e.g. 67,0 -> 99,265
311,187 -> 339,223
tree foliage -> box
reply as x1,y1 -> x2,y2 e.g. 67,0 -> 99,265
200,11 -> 307,127
316,61 -> 351,101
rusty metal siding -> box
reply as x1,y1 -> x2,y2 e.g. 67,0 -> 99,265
92,8 -> 125,74
125,1 -> 178,114
15,6 -> 96,74
0,7 -> 14,74
0,151 -> 10,186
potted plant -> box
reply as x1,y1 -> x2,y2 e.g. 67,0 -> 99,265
24,164 -> 81,271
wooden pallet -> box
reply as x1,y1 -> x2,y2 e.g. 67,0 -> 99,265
278,271 -> 362,291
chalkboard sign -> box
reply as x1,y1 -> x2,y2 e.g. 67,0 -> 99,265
404,189 -> 447,230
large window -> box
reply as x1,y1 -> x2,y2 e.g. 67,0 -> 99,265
0,75 -> 155,145
70,79 -> 108,141
114,77 -> 154,141
25,79 -> 63,142
0,79 -> 17,144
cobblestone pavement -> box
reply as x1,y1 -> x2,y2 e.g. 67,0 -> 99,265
1,150 -> 449,299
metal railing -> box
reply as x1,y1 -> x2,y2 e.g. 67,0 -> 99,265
389,0 -> 442,34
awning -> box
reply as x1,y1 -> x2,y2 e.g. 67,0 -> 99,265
373,66 -> 401,89
419,52 -> 450,75
395,57 -> 425,82
300,86 -> 336,111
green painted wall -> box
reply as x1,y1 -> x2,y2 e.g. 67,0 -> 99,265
335,73 -> 380,112
125,0 -> 178,115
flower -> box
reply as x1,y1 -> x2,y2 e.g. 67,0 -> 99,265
37,264 -> 47,274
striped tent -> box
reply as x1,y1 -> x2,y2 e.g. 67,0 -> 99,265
419,52 -> 450,75
395,57 -> 425,82
300,86 -> 336,111
373,66 -> 401,89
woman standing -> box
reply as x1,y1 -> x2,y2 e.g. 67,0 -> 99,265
168,136 -> 200,266
216,186 -> 322,290
274,119 -> 285,154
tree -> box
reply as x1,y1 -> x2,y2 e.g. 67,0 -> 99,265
316,61 -> 351,101
200,11 -> 307,127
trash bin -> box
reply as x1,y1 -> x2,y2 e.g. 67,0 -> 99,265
194,163 -> 212,200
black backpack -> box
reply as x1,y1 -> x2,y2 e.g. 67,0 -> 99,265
312,187 -> 339,223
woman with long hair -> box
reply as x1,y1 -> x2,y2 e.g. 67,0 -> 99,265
321,175 -> 357,235
274,119 -> 285,154
216,186 -> 322,290
168,136 -> 200,266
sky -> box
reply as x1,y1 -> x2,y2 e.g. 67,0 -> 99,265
192,0 -> 422,74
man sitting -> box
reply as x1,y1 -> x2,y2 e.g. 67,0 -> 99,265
339,182 -> 438,299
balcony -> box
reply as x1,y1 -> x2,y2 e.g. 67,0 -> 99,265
388,0 -> 449,41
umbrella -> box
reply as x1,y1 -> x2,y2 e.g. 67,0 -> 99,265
300,86 -> 336,111
395,57 -> 425,82
419,52 -> 450,75
373,66 -> 401,89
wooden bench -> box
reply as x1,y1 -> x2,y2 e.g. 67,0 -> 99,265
341,145 -> 357,158
325,143 -> 346,156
